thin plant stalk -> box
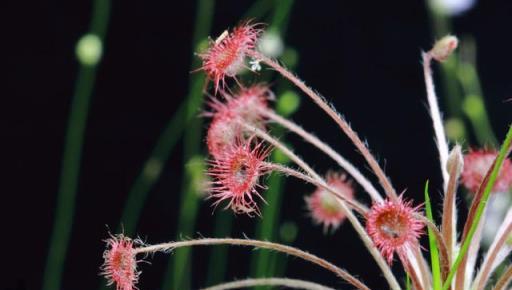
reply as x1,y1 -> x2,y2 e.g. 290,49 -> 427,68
442,125 -> 512,290
201,277 -> 336,290
241,123 -> 401,290
266,163 -> 367,214
457,38 -> 498,146
250,51 -> 398,201
135,238 -> 371,290
494,264 -> 512,290
422,52 -> 450,190
119,102 -> 186,235
43,0 -> 111,289
262,109 -> 383,202
241,122 -> 367,212
441,145 -> 462,262
473,207 -> 512,290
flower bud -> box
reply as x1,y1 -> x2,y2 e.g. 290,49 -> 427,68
430,35 -> 458,62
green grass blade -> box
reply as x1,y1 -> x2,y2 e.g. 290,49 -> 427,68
119,102 -> 186,235
406,274 -> 412,290
424,181 -> 442,290
442,125 -> 512,290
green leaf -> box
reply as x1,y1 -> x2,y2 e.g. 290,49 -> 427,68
424,180 -> 442,290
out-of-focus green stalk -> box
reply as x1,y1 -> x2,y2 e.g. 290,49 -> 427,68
205,211 -> 233,285
251,149 -> 288,278
457,38 -> 498,146
161,0 -> 214,289
119,103 -> 186,235
43,1 -> 111,290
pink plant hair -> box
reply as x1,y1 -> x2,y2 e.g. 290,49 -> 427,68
205,85 -> 272,159
366,195 -> 424,264
198,21 -> 263,92
306,172 -> 355,232
207,136 -> 271,215
207,84 -> 273,124
101,234 -> 141,290
462,148 -> 512,193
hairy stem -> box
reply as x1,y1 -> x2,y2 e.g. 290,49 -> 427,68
241,123 -> 401,290
135,238 -> 370,290
201,277 -> 336,290
422,52 -> 450,190
441,145 -> 462,263
263,109 -> 383,202
474,212 -> 512,290
266,163 -> 368,214
252,51 -> 398,200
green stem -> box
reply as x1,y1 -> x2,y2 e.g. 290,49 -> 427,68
205,211 -> 234,285
457,39 -> 498,146
442,125 -> 512,290
119,102 -> 186,235
43,1 -> 111,289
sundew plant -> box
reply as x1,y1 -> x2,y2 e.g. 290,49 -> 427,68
98,19 -> 512,290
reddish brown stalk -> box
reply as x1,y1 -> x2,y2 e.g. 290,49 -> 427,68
441,145 -> 462,263
251,51 -> 399,201
417,215 -> 451,282
475,221 -> 512,290
494,264 -> 512,290
400,254 -> 424,290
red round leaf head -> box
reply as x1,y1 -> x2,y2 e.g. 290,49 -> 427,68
198,21 -> 263,92
207,138 -> 271,216
462,149 -> 512,193
306,172 -> 354,233
366,196 -> 424,264
101,235 -> 140,290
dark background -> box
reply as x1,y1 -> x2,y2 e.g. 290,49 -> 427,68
4,0 -> 512,289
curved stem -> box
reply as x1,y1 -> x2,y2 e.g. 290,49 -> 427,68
422,52 -> 450,190
135,238 -> 370,290
252,51 -> 398,201
263,109 -> 383,202
201,277 -> 336,290
241,122 -> 401,290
